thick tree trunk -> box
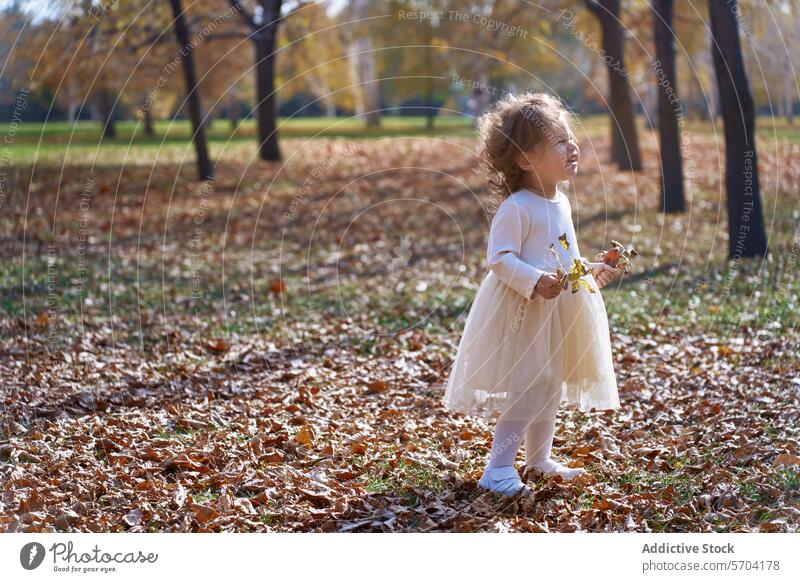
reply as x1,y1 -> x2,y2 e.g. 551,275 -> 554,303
168,0 -> 213,181
227,0 -> 282,160
585,0 -> 642,171
653,0 -> 685,213
708,0 -> 768,259
255,34 -> 281,161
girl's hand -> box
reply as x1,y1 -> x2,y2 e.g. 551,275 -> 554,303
533,273 -> 563,299
583,260 -> 620,289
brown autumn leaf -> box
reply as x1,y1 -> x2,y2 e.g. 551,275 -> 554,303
259,450 -> 285,464
206,338 -> 229,353
459,430 -> 475,441
349,440 -> 367,455
295,424 -> 314,446
772,454 -> 800,467
366,379 -> 389,393
162,454 -> 206,473
299,489 -> 332,508
190,503 -> 219,525
18,490 -> 44,513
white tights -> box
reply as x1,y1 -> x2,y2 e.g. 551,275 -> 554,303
486,414 -> 557,469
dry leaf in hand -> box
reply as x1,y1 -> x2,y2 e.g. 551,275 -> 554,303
550,234 -> 596,294
598,239 -> 639,274
564,259 -> 596,294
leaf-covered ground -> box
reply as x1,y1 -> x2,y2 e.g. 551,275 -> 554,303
1,130 -> 798,532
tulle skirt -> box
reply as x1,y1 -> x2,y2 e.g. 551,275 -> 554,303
443,270 -> 620,424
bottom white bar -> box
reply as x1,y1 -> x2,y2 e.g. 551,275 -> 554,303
2,533 -> 797,580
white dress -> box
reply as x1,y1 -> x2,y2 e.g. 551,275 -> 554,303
443,187 -> 620,424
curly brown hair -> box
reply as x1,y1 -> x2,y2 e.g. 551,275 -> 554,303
476,91 -> 574,198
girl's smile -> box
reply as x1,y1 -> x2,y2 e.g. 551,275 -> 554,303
565,150 -> 579,169
553,119 -> 580,176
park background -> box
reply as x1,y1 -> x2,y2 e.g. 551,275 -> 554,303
0,0 -> 798,533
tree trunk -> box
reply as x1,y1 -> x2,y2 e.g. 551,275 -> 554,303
143,107 -> 155,137
642,84 -> 657,130
67,100 -> 77,127
345,0 -> 380,129
321,90 -> 336,117
652,0 -> 685,213
255,33 -> 281,160
348,36 -> 380,128
347,44 -> 366,119
362,47 -> 381,128
226,0 -> 282,160
97,90 -> 116,140
66,78 -> 78,126
425,74 -> 434,131
227,91 -> 241,130
708,0 -> 768,259
168,0 -> 213,181
585,0 -> 642,171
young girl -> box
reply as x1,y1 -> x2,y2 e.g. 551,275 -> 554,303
443,92 -> 623,496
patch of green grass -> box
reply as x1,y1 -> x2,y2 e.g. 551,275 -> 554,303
173,426 -> 196,437
770,467 -> 800,501
257,497 -> 283,526
192,487 -> 218,504
576,491 -> 596,509
3,116 -> 478,164
154,425 -> 197,440
731,469 -> 796,522
2,452 -> 33,465
617,469 -> 643,493
752,508 -> 781,524
665,456 -> 686,471
360,454 -> 444,496
737,480 -> 774,505
624,460 -> 701,507
648,507 -> 670,532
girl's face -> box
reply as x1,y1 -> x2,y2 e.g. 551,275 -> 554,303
518,115 -> 580,184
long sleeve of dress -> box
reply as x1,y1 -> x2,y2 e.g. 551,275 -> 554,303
487,199 -> 549,299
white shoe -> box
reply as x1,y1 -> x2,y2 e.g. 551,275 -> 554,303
523,459 -> 585,481
477,465 -> 532,496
